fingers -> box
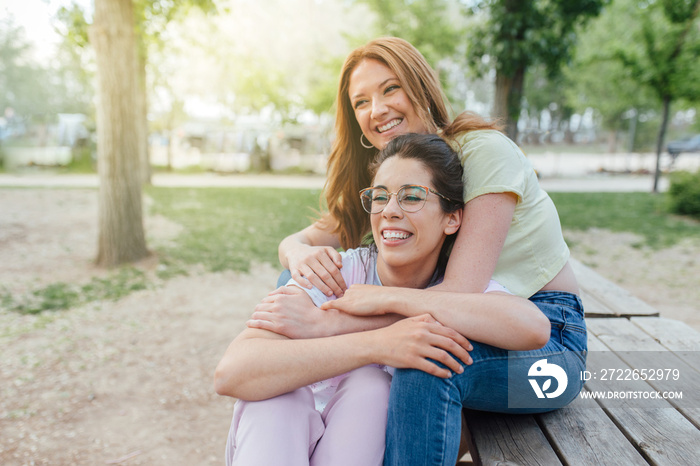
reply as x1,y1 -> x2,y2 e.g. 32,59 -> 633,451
426,339 -> 470,373
427,327 -> 473,367
267,285 -> 305,297
246,309 -> 279,331
411,314 -> 472,350
396,316 -> 473,376
305,266 -> 343,298
328,248 -> 344,269
412,358 -> 453,379
290,269 -> 313,290
401,344 -> 464,379
430,323 -> 473,352
267,286 -> 290,297
306,251 -> 347,297
290,248 -> 347,297
246,318 -> 276,332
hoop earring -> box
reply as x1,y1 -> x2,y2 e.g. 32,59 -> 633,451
360,133 -> 374,149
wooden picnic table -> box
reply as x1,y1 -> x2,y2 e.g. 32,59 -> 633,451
459,258 -> 700,466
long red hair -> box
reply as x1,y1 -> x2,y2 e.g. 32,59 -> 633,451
322,37 -> 501,249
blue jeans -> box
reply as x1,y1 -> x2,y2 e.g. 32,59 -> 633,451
277,269 -> 292,288
384,291 -> 587,466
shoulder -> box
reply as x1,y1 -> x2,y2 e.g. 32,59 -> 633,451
457,130 -> 523,163
457,130 -> 530,200
339,247 -> 378,286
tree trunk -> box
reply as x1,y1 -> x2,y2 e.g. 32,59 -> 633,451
493,66 -> 525,143
607,130 -> 618,153
90,0 -> 150,267
653,95 -> 671,193
136,52 -> 152,184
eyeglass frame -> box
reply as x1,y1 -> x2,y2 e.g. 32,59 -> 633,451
358,184 -> 460,214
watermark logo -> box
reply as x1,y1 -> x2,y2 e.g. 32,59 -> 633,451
528,359 -> 568,399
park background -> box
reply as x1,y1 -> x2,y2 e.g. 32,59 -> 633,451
1,0 -> 699,464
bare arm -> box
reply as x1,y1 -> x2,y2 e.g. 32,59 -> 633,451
432,192 -> 517,293
247,285 -> 404,339
278,222 -> 347,297
214,314 -> 474,401
322,285 -> 550,350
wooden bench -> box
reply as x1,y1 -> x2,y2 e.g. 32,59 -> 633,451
457,259 -> 700,465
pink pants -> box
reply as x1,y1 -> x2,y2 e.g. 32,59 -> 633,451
225,366 -> 391,466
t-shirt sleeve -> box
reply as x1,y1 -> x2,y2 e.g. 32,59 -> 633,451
284,280 -> 331,307
484,279 -> 510,294
286,248 -> 371,307
459,131 -> 529,203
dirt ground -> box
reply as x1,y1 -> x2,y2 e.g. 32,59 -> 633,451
1,187 -> 699,465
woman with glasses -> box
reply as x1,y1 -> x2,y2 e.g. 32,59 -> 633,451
265,36 -> 587,464
215,134 -> 551,465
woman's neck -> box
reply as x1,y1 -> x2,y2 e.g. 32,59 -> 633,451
377,258 -> 439,289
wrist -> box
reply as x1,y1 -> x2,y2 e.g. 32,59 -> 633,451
356,329 -> 382,365
389,288 -> 417,317
322,308 -> 345,336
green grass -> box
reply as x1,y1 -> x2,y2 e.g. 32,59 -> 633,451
5,187 -> 697,316
550,192 -> 699,248
61,146 -> 95,173
2,267 -> 148,315
146,186 -> 323,273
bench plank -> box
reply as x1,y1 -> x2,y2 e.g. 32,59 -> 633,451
536,396 -> 648,465
587,318 -> 700,428
632,316 -> 700,351
632,317 -> 700,374
586,333 -> 700,465
580,289 -> 617,317
462,410 -> 562,465
571,258 -> 659,317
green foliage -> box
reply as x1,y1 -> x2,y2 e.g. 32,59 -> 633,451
361,0 -> 464,66
135,0 -> 218,57
668,170 -> 700,218
610,0 -> 700,103
56,4 -> 90,49
1,268 -> 148,315
1,15 -> 92,125
565,0 -> 658,133
146,186 -> 322,273
466,0 -> 608,138
550,191 -> 699,248
467,0 -> 608,77
305,55 -> 345,116
360,0 -> 468,103
0,19 -> 54,120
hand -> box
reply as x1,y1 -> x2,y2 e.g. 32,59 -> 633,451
372,314 -> 473,379
287,245 -> 347,297
246,286 -> 338,339
320,284 -> 393,316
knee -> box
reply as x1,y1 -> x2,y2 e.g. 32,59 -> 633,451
390,366 -> 460,404
236,387 -> 315,422
338,366 -> 391,399
392,366 -> 449,388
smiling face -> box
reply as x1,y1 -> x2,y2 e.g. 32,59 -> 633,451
348,58 -> 428,150
370,156 -> 461,288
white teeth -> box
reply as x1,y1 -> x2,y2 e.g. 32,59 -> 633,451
378,119 -> 402,133
383,230 -> 410,240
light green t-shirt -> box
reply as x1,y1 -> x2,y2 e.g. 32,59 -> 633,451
457,130 -> 569,298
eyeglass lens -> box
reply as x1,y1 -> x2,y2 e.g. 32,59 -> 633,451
361,186 -> 428,213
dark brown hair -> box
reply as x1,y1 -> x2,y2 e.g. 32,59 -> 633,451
372,133 -> 464,274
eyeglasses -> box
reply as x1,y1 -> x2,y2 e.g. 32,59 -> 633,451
359,184 -> 458,214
